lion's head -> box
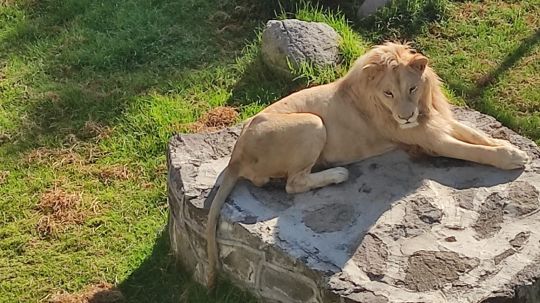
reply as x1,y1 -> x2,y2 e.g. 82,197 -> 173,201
344,42 -> 451,129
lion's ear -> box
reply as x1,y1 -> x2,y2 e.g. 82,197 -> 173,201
362,63 -> 383,81
409,55 -> 428,73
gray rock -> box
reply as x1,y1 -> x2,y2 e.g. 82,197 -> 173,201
167,107 -> 540,303
357,0 -> 391,17
261,19 -> 341,77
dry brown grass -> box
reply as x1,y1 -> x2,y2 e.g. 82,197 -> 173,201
36,187 -> 89,237
25,147 -> 84,167
0,170 -> 9,185
82,120 -> 112,140
48,282 -> 124,303
0,133 -> 10,144
188,106 -> 238,133
25,144 -> 106,167
92,165 -> 132,185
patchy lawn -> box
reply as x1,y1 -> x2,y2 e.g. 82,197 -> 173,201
0,0 -> 537,302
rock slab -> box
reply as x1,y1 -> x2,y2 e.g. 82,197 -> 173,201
261,19 -> 341,77
167,107 -> 540,303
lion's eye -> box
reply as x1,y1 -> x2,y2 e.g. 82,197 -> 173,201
383,91 -> 394,98
409,86 -> 417,94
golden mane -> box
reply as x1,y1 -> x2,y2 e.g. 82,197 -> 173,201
341,41 -> 453,124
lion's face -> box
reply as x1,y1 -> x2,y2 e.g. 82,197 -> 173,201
358,43 -> 429,129
376,62 -> 426,129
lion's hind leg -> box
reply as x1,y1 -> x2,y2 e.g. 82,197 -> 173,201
237,112 -> 346,192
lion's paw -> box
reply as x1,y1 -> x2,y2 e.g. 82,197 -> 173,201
495,146 -> 529,170
329,167 -> 349,184
491,138 -> 515,147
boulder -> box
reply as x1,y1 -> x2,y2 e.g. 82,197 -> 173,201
357,0 -> 391,17
167,107 -> 540,303
261,19 -> 341,77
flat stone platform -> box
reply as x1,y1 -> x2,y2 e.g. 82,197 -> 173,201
167,107 -> 540,303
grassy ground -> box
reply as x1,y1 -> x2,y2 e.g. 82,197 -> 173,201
358,0 -> 539,141
0,0 -> 538,302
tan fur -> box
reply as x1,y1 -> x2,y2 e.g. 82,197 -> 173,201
204,42 -> 529,288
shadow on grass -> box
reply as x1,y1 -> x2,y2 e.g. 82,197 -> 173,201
226,53 -> 300,109
355,0 -> 448,42
0,0 -> 270,153
446,30 -> 540,140
112,228 -> 256,303
448,30 -> 540,99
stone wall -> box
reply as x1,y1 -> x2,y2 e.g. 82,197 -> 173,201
167,108 -> 540,303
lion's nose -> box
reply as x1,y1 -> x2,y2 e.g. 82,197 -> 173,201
398,113 -> 414,121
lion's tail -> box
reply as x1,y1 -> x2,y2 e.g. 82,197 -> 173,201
206,165 -> 239,289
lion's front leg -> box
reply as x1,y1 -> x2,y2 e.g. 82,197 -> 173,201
426,133 -> 528,170
450,120 -> 506,147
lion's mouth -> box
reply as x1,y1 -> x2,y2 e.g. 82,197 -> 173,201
399,121 -> 419,129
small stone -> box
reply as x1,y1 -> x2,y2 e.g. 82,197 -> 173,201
445,236 -> 457,242
510,231 -> 531,248
494,249 -> 515,265
453,189 -> 476,210
412,197 -> 443,224
241,215 -> 258,224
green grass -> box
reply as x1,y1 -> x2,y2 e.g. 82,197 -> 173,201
359,0 -> 539,143
418,1 -> 540,143
0,0 -> 270,302
0,0 -> 538,302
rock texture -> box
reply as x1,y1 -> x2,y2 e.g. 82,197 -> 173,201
261,19 -> 341,77
167,107 -> 540,303
357,0 -> 391,17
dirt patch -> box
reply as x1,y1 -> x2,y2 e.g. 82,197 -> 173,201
473,192 -> 504,239
353,234 -> 388,279
36,187 -> 88,237
388,196 -> 443,239
48,282 -> 124,303
303,203 -> 355,233
188,106 -> 238,133
404,250 -> 479,291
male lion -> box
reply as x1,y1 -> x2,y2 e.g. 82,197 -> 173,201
205,42 -> 528,288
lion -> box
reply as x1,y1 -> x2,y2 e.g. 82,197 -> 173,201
205,41 -> 529,288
